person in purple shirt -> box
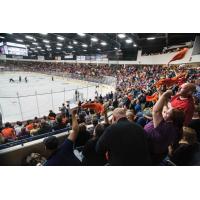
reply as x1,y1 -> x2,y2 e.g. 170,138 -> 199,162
144,90 -> 185,165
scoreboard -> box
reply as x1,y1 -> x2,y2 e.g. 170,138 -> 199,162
0,42 -> 28,56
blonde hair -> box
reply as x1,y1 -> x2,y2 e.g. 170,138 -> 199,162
113,108 -> 126,121
126,110 -> 135,122
182,127 -> 197,144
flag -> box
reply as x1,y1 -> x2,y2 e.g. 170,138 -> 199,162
146,92 -> 159,102
81,102 -> 104,113
168,48 -> 188,64
154,73 -> 186,88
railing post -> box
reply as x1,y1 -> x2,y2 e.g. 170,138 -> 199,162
64,88 -> 65,102
87,82 -> 89,101
17,92 -> 23,121
51,89 -> 54,111
0,103 -> 5,123
35,91 -> 40,117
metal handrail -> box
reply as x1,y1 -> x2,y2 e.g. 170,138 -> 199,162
0,111 -> 113,150
0,127 -> 70,150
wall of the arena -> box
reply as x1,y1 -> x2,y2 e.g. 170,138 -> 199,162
0,132 -> 68,166
137,49 -> 193,64
0,47 -> 200,65
190,54 -> 200,63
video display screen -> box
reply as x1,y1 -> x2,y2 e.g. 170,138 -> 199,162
1,42 -> 28,56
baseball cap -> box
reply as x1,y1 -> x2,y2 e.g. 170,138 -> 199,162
143,108 -> 153,120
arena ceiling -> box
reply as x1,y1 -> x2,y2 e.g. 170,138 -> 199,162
0,33 -> 199,60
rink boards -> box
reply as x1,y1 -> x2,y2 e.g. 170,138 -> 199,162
0,71 -> 114,123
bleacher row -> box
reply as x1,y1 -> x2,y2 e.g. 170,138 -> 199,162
0,107 -> 113,165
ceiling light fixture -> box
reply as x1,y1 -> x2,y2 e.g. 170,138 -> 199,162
82,44 -> 88,48
68,45 -> 73,49
73,41 -> 78,44
133,44 -> 137,47
147,37 -> 155,40
78,33 -> 86,37
43,39 -> 49,43
25,35 -> 34,40
16,39 -> 24,42
91,38 -> 98,42
126,39 -> 133,44
32,42 -> 38,45
118,33 -> 126,38
57,43 -> 63,46
56,47 -> 61,50
101,41 -> 107,46
57,36 -> 65,40
45,45 -> 51,48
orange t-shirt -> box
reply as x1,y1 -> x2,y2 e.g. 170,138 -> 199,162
26,123 -> 34,131
1,128 -> 16,139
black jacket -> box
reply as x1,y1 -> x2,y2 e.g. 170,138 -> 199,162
96,117 -> 151,166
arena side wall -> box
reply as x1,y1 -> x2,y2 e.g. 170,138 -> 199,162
1,48 -> 200,65
0,132 -> 68,166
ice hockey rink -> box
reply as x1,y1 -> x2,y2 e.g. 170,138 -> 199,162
0,71 -> 114,123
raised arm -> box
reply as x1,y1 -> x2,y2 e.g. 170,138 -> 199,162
152,90 -> 173,128
68,109 -> 79,142
103,105 -> 109,125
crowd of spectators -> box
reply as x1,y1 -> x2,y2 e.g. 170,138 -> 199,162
0,60 -> 200,166
0,110 -> 66,143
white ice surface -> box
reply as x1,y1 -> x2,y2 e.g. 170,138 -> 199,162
0,71 -> 114,123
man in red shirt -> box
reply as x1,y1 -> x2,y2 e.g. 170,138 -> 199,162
170,83 -> 196,126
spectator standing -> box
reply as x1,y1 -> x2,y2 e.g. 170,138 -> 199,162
74,123 -> 91,148
188,105 -> 200,142
43,109 -> 81,166
169,127 -> 198,166
82,124 -> 107,166
59,103 -> 67,116
144,90 -> 185,165
112,98 -> 119,109
14,121 -> 23,137
96,108 -> 151,166
170,83 -> 196,125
